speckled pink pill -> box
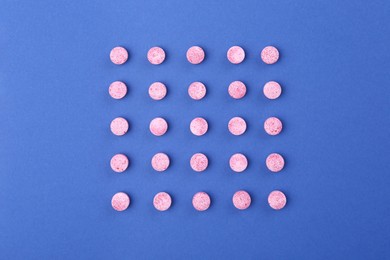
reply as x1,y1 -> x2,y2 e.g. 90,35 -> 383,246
266,153 -> 285,173
263,81 -> 282,100
111,192 -> 130,211
110,154 -> 129,173
186,46 -> 205,64
190,153 -> 208,172
261,46 -> 279,64
268,190 -> 287,210
153,192 -> 172,211
109,81 -> 127,99
188,82 -> 207,100
110,117 -> 129,136
227,46 -> 245,64
228,117 -> 247,136
229,153 -> 248,172
228,81 -> 246,99
149,82 -> 167,100
264,117 -> 283,136
190,117 -> 208,136
110,47 -> 128,65
151,153 -> 170,172
147,47 -> 165,65
150,117 -> 168,136
192,192 -> 211,211
233,190 -> 251,210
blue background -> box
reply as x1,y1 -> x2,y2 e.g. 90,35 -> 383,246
1,0 -> 389,259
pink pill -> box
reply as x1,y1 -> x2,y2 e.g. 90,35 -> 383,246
229,153 -> 248,172
232,190 -> 251,210
192,192 -> 211,211
266,153 -> 285,172
151,153 -> 170,172
153,192 -> 172,211
149,82 -> 167,100
190,117 -> 208,136
111,192 -> 130,211
110,154 -> 129,173
186,46 -> 205,64
263,81 -> 282,100
227,46 -> 245,64
228,117 -> 247,136
150,117 -> 168,136
147,46 -> 165,65
110,46 -> 128,65
261,46 -> 279,64
188,82 -> 207,100
109,81 -> 127,99
228,81 -> 246,99
190,153 -> 208,172
268,190 -> 287,210
110,117 -> 129,136
264,117 -> 283,136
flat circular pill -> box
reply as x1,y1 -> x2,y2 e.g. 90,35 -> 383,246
188,82 -> 206,100
232,190 -> 251,210
228,81 -> 246,99
149,82 -> 167,100
110,47 -> 128,65
111,192 -> 130,211
153,192 -> 172,211
229,153 -> 248,172
150,117 -> 168,136
110,117 -> 129,136
266,153 -> 285,172
190,117 -> 208,136
109,81 -> 127,99
186,46 -> 205,64
110,154 -> 129,173
228,117 -> 247,136
190,153 -> 208,172
151,153 -> 170,172
192,192 -> 211,211
263,81 -> 282,99
227,46 -> 245,64
261,46 -> 279,64
268,190 -> 287,210
147,47 -> 166,65
264,117 -> 283,136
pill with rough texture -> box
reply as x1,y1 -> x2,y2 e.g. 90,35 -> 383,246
148,47 -> 165,65
192,192 -> 211,211
110,154 -> 129,173
266,153 -> 285,172
264,117 -> 283,135
268,190 -> 287,210
188,82 -> 207,100
151,153 -> 170,172
109,81 -> 127,99
263,81 -> 282,99
111,192 -> 130,211
110,47 -> 128,65
153,192 -> 172,211
261,46 -> 279,64
233,190 -> 251,210
110,117 -> 129,136
150,117 -> 168,136
228,81 -> 246,99
229,153 -> 248,172
186,46 -> 205,64
227,46 -> 245,64
190,117 -> 208,136
149,82 -> 167,100
228,117 -> 247,135
190,153 -> 208,172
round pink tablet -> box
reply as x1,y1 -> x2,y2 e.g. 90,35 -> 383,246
232,190 -> 251,210
110,46 -> 128,65
150,117 -> 168,136
190,153 -> 208,172
268,190 -> 287,210
228,81 -> 246,99
109,81 -> 127,99
227,46 -> 245,64
264,117 -> 283,136
229,153 -> 248,172
110,117 -> 129,136
151,153 -> 170,172
228,117 -> 247,136
110,154 -> 129,173
111,192 -> 130,211
153,192 -> 172,211
263,81 -> 282,99
147,47 -> 165,65
190,117 -> 208,136
188,82 -> 206,100
186,46 -> 205,64
149,82 -> 167,100
192,192 -> 211,211
266,153 -> 285,173
261,46 -> 279,64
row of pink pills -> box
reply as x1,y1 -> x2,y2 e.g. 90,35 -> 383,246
111,190 -> 287,212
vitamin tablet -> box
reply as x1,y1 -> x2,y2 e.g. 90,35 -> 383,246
228,81 -> 246,99
261,46 -> 279,64
229,153 -> 248,172
109,81 -> 127,99
266,153 -> 285,172
153,192 -> 172,211
190,117 -> 208,136
110,117 -> 129,136
151,153 -> 170,172
190,153 -> 208,172
186,46 -> 205,64
263,81 -> 282,99
110,154 -> 129,173
111,192 -> 130,211
149,82 -> 167,100
228,117 -> 247,136
147,47 -> 166,65
150,117 -> 168,136
110,46 -> 128,65
188,82 -> 207,100
268,190 -> 287,210
264,117 -> 283,136
192,192 -> 211,211
232,190 -> 251,210
227,46 -> 245,64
